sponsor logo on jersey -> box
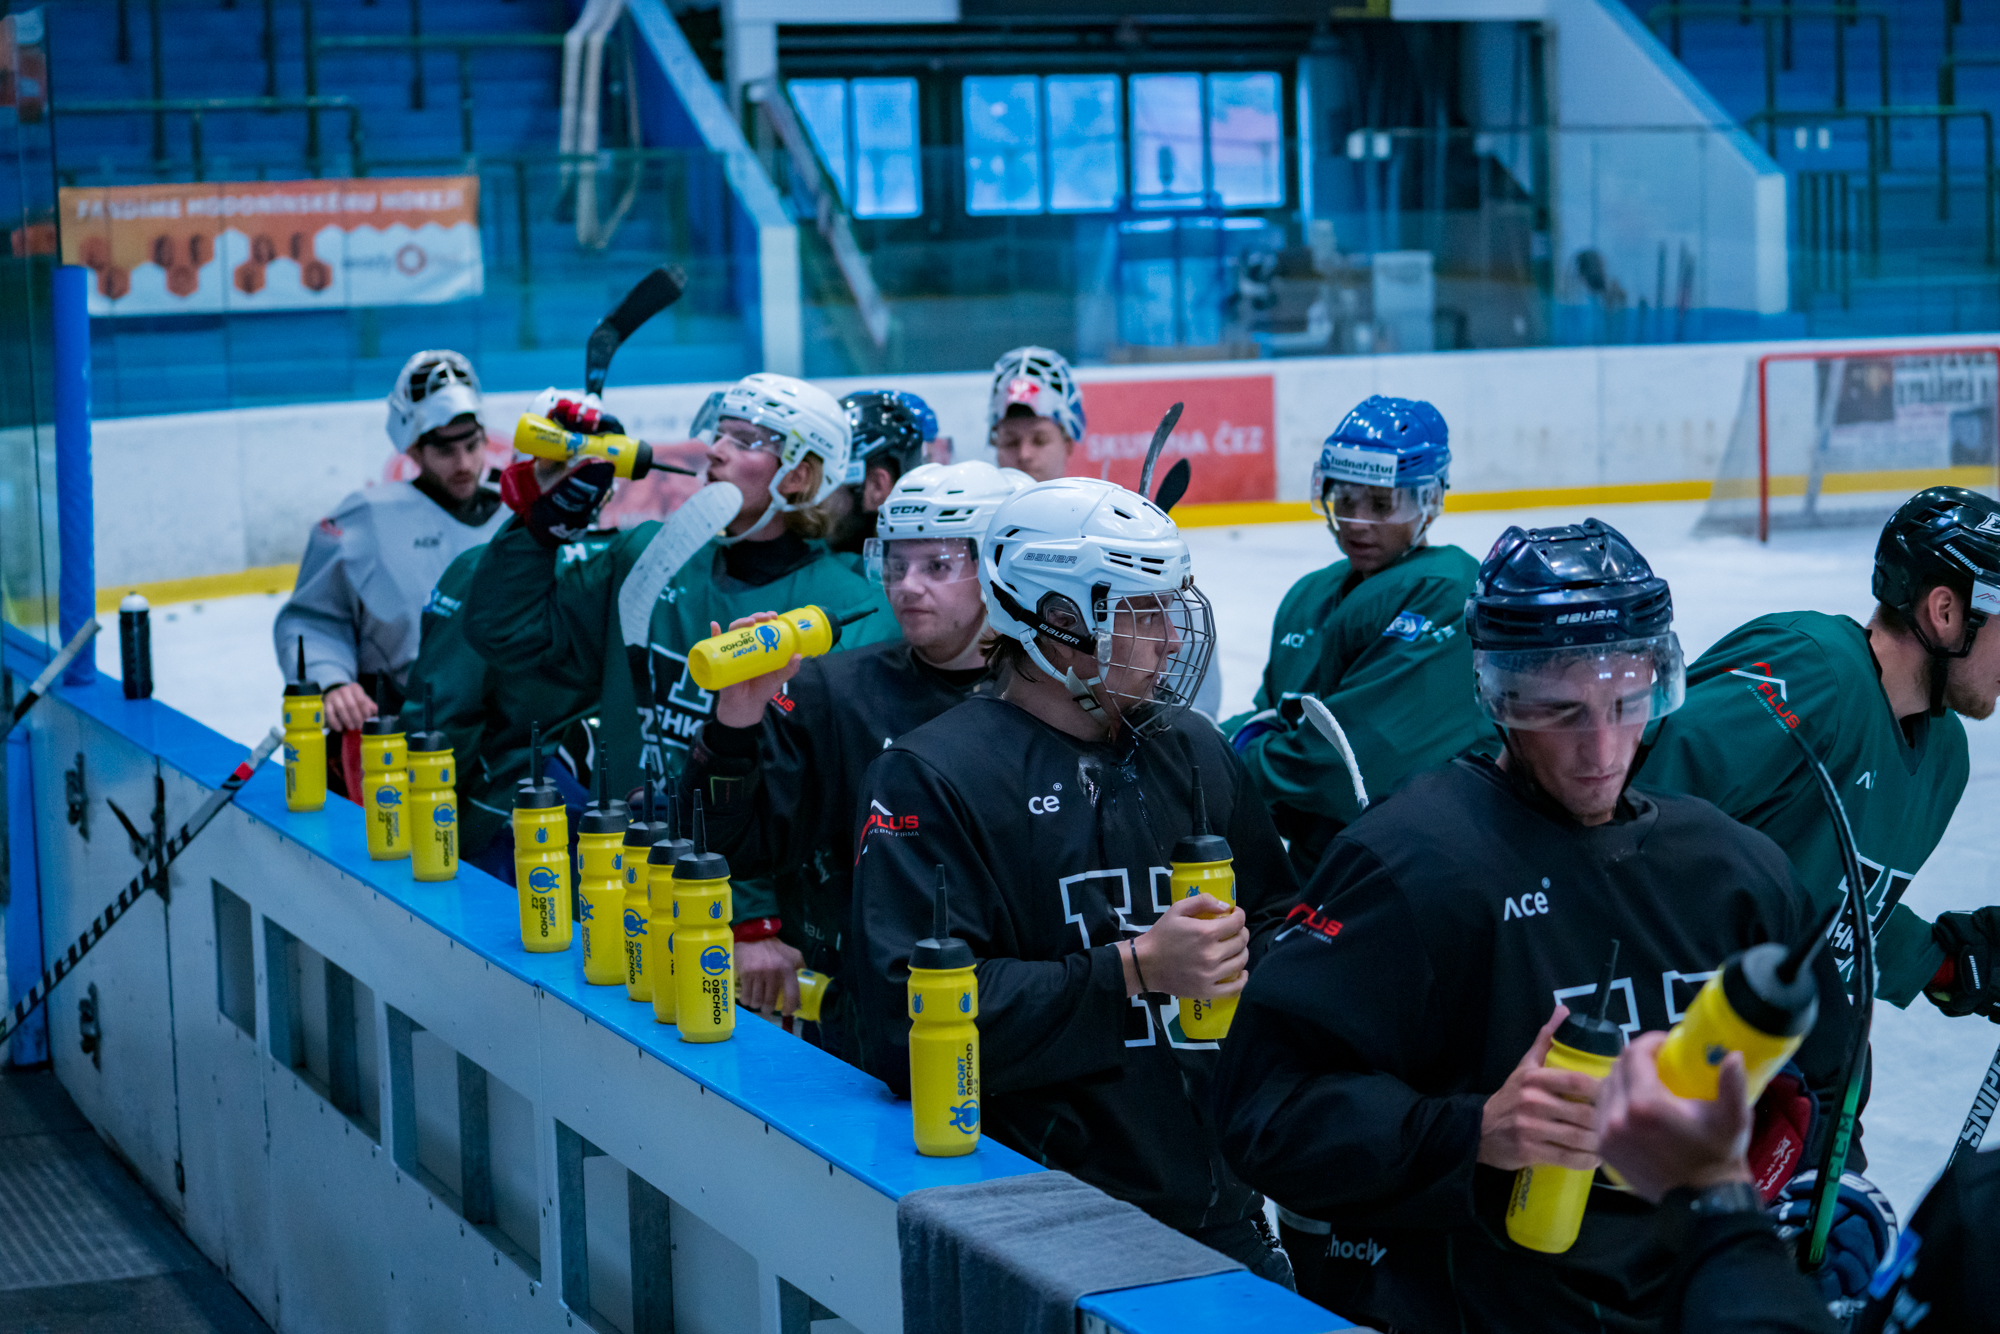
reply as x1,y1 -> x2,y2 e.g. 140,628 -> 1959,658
1279,630 -> 1309,648
1502,890 -> 1552,920
772,690 -> 795,713
425,588 -> 461,616
855,800 -> 919,861
1856,770 -> 1875,788
1383,609 -> 1432,642
1733,661 -> 1802,729
414,534 -> 440,549
1276,901 -> 1343,944
1317,443 -> 1398,487
1326,1234 -> 1389,1266
1029,789 -> 1062,815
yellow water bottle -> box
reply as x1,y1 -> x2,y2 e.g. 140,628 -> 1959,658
513,412 -> 660,479
577,751 -> 630,985
281,635 -> 326,812
910,866 -> 980,1157
1172,767 -> 1237,1041
407,683 -> 457,882
672,793 -> 734,1043
686,606 -> 878,692
649,792 -> 694,1024
359,688 -> 410,861
512,722 -> 572,953
1657,906 -> 1831,1103
1507,940 -> 1626,1255
795,970 -> 830,1026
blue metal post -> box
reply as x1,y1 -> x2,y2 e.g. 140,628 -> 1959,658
4,729 -> 47,1066
52,265 -> 96,686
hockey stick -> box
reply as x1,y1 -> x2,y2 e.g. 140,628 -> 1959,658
1153,458 -> 1192,514
0,727 -> 283,1048
1784,723 -> 1876,1271
1944,1039 -> 2000,1176
5,619 -> 102,740
617,481 -> 744,771
1298,694 -> 1370,812
584,264 -> 687,397
1137,402 -> 1184,499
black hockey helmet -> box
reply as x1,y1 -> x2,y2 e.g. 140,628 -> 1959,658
1872,486 -> 2000,714
840,390 -> 927,486
1469,519 -> 1684,732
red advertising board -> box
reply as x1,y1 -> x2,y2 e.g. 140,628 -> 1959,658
1068,375 -> 1276,504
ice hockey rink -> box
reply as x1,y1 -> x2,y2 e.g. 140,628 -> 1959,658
104,496 -> 2000,1229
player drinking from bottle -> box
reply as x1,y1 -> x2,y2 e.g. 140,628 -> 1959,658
462,372 -> 895,801
1212,519 -> 1850,1331
1636,486 -> 2000,1021
681,461 -> 1030,1052
849,476 -> 1298,1281
1226,395 -> 1488,880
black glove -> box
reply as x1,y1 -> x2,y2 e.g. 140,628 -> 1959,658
501,458 -> 615,549
1928,908 -> 2000,1019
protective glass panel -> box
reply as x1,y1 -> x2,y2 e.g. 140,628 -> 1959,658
1129,74 -> 1205,209
1046,75 -> 1122,213
964,76 -> 1043,215
788,79 -> 851,204
1207,72 -> 1283,207
852,78 -> 921,219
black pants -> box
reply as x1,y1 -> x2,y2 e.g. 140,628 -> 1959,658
1182,1214 -> 1296,1291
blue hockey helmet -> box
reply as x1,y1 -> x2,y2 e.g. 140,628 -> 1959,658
895,390 -> 940,443
1311,396 -> 1451,528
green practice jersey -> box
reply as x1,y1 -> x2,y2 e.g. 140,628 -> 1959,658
405,533 -> 614,855
464,520 -> 896,799
1634,611 -> 1968,1006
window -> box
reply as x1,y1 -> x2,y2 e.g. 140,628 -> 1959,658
787,77 -> 923,219
1046,75 -> 1122,212
1207,72 -> 1283,207
1130,73 -> 1206,208
964,75 -> 1043,215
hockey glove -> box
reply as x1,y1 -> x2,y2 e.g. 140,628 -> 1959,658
1928,909 -> 2000,1020
1746,1063 -> 1817,1203
501,458 -> 615,549
1229,697 -> 1307,754
1773,1170 -> 1898,1302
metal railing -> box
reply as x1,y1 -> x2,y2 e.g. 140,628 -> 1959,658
308,33 -> 568,159
57,97 -> 368,180
1939,53 -> 2000,108
1647,5 -> 1890,137
1795,168 -> 1854,306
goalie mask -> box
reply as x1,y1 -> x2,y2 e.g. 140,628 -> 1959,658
386,349 -> 483,452
981,477 -> 1214,739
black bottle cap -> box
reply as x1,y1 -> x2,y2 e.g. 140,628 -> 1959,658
1722,942 -> 1821,1039
407,729 -> 450,753
910,866 -> 975,971
1555,939 -> 1628,1058
670,791 -> 729,881
284,635 -> 320,697
360,715 -> 403,737
580,801 -> 629,835
622,820 -> 663,851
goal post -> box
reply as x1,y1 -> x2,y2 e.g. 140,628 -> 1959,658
1698,345 -> 2000,541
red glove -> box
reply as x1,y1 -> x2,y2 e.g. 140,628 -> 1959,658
1746,1065 -> 1817,1203
501,458 -> 615,548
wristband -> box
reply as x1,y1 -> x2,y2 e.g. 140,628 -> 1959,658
1125,938 -> 1151,994
734,917 -> 781,943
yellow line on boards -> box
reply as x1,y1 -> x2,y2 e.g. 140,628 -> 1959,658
1170,479 -> 1717,528
95,564 -> 297,612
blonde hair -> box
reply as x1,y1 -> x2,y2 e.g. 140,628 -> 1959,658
779,454 -> 830,540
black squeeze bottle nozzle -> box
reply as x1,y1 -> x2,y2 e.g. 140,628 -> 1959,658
648,782 -> 693,868
361,674 -> 401,736
1721,903 -> 1836,1040
579,723 -> 628,834
1171,764 -> 1232,865
1555,939 -> 1627,1059
285,634 -> 319,696
409,680 -> 449,754
623,760 -> 664,852
911,865 -> 975,971
825,605 -> 879,651
672,788 -> 728,881
515,720 -> 563,810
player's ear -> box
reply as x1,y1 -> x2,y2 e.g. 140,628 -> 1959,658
1925,582 -> 1962,640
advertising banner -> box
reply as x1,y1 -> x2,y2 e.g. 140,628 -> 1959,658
58,176 -> 483,317
1069,374 -> 1276,504
1820,352 -> 1998,469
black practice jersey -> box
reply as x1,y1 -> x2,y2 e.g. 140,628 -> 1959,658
1212,756 -> 1853,1334
851,696 -> 1300,1232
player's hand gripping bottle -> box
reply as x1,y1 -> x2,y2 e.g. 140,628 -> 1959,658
406,683 -> 457,881
577,738 -> 630,984
281,635 -> 326,812
1506,940 -> 1626,1254
1657,905 -> 1831,1102
1173,766 -> 1237,1040
649,790 -> 695,1024
512,723 -> 572,953
910,866 -> 980,1157
685,606 -> 878,692
672,793 -> 734,1043
360,681 -> 410,861
513,412 -> 660,480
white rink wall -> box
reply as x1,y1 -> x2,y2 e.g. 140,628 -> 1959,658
92,331 -> 2000,588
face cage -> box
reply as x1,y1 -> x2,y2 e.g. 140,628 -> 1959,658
864,537 -> 980,591
1311,479 -> 1444,527
1472,635 -> 1686,732
1080,584 -> 1216,740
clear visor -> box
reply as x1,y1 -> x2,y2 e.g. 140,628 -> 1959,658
689,390 -> 724,443
1474,635 -> 1686,731
1092,583 -> 1216,739
1312,479 -> 1443,526
864,537 -> 979,591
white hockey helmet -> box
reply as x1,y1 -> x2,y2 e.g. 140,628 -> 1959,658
864,460 -> 1032,587
981,476 -> 1213,737
717,372 -> 851,512
387,349 -> 483,451
988,345 -> 1085,442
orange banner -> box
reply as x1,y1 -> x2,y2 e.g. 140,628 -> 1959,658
1069,375 -> 1277,504
58,176 -> 483,316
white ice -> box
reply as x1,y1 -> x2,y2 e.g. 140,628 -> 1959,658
94,499 -> 1999,1225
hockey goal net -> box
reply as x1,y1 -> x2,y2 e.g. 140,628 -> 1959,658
1698,346 -> 2000,540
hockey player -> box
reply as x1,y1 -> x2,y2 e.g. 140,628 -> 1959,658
850,476 -> 1298,1281
275,349 -> 506,792
682,461 -> 1030,1054
1635,486 -> 2000,1015
463,372 -> 897,797
988,345 -> 1085,483
820,390 -> 931,558
1225,395 -> 1489,879
1211,518 -> 1850,1332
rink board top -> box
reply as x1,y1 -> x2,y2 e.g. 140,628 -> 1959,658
6,627 -> 1342,1333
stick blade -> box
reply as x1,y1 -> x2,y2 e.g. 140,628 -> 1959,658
586,264 -> 688,395
617,482 -> 743,648
1153,458 -> 1191,513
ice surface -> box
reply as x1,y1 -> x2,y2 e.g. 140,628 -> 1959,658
95,500 -> 1997,1224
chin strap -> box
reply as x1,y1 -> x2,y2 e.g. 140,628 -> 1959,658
1907,607 -> 1987,716
1025,639 -> 1108,720
713,491 -> 783,547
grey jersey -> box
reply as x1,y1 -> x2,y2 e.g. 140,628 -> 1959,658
273,480 -> 506,689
